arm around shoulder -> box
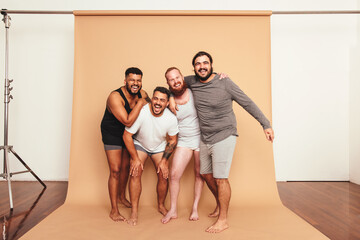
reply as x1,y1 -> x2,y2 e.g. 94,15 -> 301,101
141,90 -> 151,103
107,92 -> 144,127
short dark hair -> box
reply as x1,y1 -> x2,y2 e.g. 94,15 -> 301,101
192,51 -> 213,66
153,86 -> 171,100
125,67 -> 143,77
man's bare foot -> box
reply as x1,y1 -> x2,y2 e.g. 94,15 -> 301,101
158,205 -> 168,216
109,209 -> 126,222
205,220 -> 229,233
189,210 -> 199,221
161,210 -> 177,224
208,206 -> 219,218
119,197 -> 132,208
127,212 -> 138,226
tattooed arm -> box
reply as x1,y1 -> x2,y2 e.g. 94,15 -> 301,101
157,134 -> 178,179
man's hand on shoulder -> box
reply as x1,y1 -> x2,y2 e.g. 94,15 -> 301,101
218,72 -> 229,79
168,96 -> 178,115
137,98 -> 148,107
141,90 -> 151,103
264,128 -> 274,143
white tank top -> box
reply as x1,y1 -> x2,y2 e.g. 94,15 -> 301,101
176,89 -> 200,140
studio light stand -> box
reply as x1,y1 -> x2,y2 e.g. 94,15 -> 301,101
0,11 -> 46,211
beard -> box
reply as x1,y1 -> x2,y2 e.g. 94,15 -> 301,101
195,66 -> 213,81
151,104 -> 165,115
169,81 -> 188,97
125,82 -> 142,96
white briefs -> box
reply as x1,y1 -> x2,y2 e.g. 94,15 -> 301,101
176,89 -> 200,151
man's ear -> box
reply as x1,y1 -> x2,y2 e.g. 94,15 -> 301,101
166,101 -> 170,107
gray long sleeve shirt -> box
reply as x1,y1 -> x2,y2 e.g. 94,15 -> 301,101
184,74 -> 271,144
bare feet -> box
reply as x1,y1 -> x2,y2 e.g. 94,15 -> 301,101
109,209 -> 126,222
161,210 -> 177,224
127,212 -> 138,226
158,205 -> 168,216
205,220 -> 229,233
208,206 -> 219,218
189,210 -> 199,221
119,197 -> 132,208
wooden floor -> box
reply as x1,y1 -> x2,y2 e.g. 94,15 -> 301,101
0,181 -> 359,240
0,182 -> 68,240
277,181 -> 360,240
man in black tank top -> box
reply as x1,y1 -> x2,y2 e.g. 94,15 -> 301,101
100,67 -> 150,222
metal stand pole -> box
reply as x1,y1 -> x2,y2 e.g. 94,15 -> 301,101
0,12 -> 46,211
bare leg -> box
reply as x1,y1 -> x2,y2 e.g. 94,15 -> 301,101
189,150 -> 204,221
206,178 -> 230,233
161,147 -> 193,224
119,149 -> 131,208
201,173 -> 220,217
150,153 -> 170,216
128,151 -> 148,226
105,149 -> 126,222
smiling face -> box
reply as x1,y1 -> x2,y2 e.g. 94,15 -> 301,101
193,55 -> 213,81
124,73 -> 142,96
165,69 -> 187,96
151,91 -> 169,116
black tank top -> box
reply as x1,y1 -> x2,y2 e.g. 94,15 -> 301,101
100,87 -> 142,145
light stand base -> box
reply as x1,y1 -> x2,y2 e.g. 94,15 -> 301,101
0,146 -> 46,210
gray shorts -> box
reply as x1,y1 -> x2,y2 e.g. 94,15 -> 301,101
199,135 -> 237,179
104,144 -> 123,151
135,144 -> 163,157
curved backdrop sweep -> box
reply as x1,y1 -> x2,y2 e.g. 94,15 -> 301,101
22,10 -> 328,240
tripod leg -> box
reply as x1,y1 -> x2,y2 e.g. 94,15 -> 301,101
1,146 -> 6,176
3,150 -> 5,175
4,149 -> 14,210
9,148 -> 47,189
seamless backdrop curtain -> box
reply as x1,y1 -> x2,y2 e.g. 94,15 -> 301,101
22,11 -> 328,240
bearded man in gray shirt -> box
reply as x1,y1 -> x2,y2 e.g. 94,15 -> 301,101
171,51 -> 274,233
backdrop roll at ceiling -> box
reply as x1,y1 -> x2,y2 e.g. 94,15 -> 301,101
22,10 -> 328,239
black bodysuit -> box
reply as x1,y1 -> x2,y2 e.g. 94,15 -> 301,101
100,87 -> 142,146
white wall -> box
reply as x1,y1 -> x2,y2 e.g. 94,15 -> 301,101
272,14 -> 356,181
349,7 -> 360,185
0,12 -> 74,180
0,0 -> 358,182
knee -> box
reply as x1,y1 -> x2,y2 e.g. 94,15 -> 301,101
157,173 -> 169,183
130,169 -> 143,179
169,170 -> 181,181
110,169 -> 121,180
215,178 -> 228,185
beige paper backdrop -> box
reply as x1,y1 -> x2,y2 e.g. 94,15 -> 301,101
22,11 -> 328,240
